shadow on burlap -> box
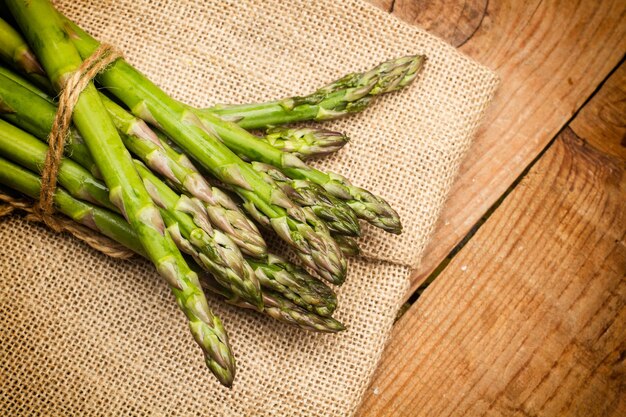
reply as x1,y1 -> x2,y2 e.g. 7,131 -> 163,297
0,1 -> 498,416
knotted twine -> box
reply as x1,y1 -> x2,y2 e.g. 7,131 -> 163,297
0,43 -> 134,259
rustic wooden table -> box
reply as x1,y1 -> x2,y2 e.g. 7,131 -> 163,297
359,1 -> 626,416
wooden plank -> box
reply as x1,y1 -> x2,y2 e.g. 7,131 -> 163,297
357,65 -> 626,416
390,0 -> 626,297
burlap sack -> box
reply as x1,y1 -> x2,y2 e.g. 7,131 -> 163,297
0,1 -> 498,416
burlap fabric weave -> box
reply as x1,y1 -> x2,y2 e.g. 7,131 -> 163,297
0,1 -> 498,416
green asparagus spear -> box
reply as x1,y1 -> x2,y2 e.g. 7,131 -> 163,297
61,15 -> 347,285
204,55 -> 425,129
7,0 -> 235,386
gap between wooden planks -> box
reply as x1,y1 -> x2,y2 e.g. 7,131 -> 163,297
370,0 -> 626,300
356,57 -> 626,417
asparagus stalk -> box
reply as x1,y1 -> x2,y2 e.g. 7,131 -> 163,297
0,155 -> 343,332
102,95 -> 267,258
62,16 -> 347,285
259,127 -> 349,160
204,55 -> 425,129
0,68 -> 99,177
196,58 -> 422,233
251,161 -> 360,236
7,0 -> 235,386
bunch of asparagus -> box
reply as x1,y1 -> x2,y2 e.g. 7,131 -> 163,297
0,0 -> 424,387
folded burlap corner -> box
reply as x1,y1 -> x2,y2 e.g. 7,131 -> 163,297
0,1 -> 498,416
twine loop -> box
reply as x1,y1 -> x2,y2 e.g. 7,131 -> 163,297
36,43 -> 123,231
0,43 -> 133,259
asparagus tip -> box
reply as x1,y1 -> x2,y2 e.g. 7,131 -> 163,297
208,359 -> 236,388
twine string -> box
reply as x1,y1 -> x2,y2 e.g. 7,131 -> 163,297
0,191 -> 134,259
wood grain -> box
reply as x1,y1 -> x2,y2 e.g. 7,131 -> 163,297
396,0 -> 626,297
357,68 -> 626,415
390,0 -> 487,46
570,63 -> 626,161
